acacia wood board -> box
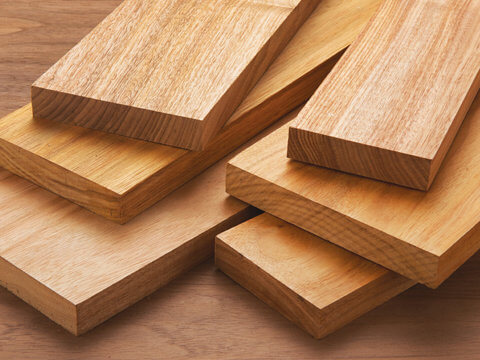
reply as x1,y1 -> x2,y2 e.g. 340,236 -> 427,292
0,0 -> 381,224
226,92 -> 480,288
31,0 -> 321,150
288,0 -> 480,190
216,213 -> 414,339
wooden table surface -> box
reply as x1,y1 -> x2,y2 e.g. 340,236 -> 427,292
1,1 -> 479,359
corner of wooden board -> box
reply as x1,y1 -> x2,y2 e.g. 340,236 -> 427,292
214,235 -> 328,339
0,257 -> 79,335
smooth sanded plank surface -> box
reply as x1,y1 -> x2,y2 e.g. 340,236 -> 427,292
0,145 -> 265,335
288,0 -> 480,190
0,0 -> 381,223
31,0 -> 321,150
227,93 -> 480,288
6,2 -> 480,358
216,214 -> 414,339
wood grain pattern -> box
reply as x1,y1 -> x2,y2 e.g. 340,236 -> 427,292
7,2 -> 480,358
227,91 -> 480,288
216,214 -> 414,339
31,0 -> 321,150
0,145 -> 264,335
4,257 -> 480,360
288,0 -> 480,190
0,0 -> 381,224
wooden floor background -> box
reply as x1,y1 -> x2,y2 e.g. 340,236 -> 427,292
1,1 -> 479,359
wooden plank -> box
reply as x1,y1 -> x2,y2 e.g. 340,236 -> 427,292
0,0 -> 381,224
6,1 -> 480,356
0,142 -> 265,335
226,91 -> 480,288
5,257 -> 480,360
0,0 -> 266,337
216,213 -> 414,339
287,0 -> 480,190
30,0 -> 321,150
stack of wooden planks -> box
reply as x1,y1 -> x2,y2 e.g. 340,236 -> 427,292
218,0 -> 480,339
216,213 -> 414,339
0,0 -> 371,224
0,0 -> 384,335
2,0 -> 479,342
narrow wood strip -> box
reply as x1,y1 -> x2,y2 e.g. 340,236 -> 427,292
215,214 -> 414,339
288,0 -> 480,190
226,91 -> 480,288
31,0 -> 321,150
0,0 -> 381,223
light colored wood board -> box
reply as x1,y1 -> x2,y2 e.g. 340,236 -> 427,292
0,142 -> 264,335
215,213 -> 414,339
5,259 -> 480,360
8,2 -> 480,358
227,91 -> 480,288
0,0 -> 381,224
288,0 -> 480,190
31,0 -> 321,150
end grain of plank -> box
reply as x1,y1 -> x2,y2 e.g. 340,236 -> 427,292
288,0 -> 480,190
31,0 -> 321,150
215,214 -> 414,339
